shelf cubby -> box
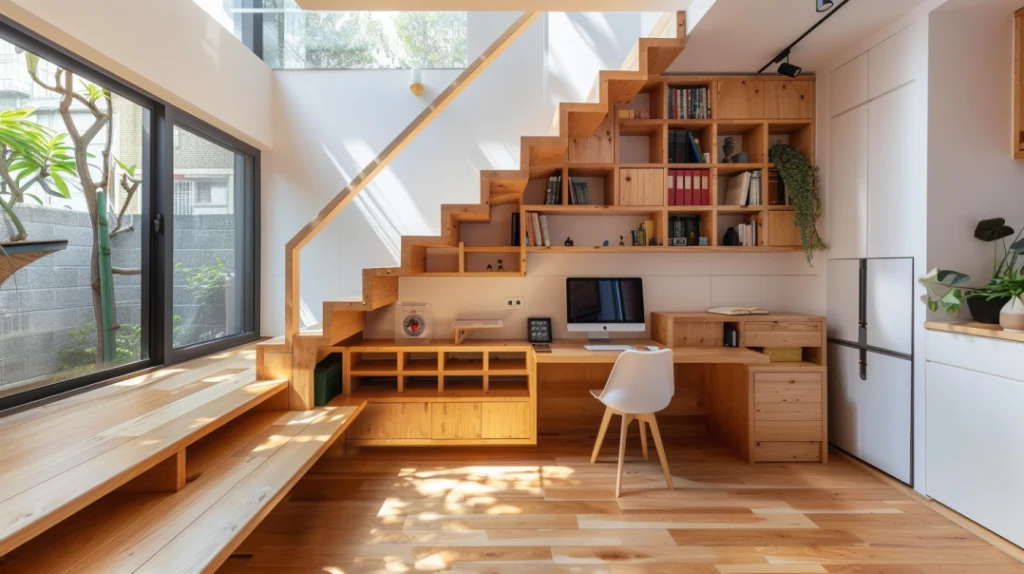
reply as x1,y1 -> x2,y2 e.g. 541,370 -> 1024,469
768,120 -> 814,165
402,351 -> 439,375
717,211 -> 765,248
716,121 -> 767,164
565,164 -> 614,206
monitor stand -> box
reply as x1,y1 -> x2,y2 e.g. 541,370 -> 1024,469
587,331 -> 612,342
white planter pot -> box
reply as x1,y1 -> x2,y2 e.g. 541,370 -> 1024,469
999,296 -> 1024,333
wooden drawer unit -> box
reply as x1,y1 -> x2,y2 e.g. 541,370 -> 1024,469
431,402 -> 483,439
348,402 -> 431,440
754,441 -> 822,462
754,372 -> 823,403
743,321 -> 822,348
755,401 -> 822,421
755,420 -> 821,441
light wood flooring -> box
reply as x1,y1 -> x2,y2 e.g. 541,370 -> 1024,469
217,438 -> 1024,573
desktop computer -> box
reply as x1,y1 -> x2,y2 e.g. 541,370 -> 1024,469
566,277 -> 646,350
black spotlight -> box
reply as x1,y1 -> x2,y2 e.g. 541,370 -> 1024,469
778,61 -> 802,77
817,0 -> 834,12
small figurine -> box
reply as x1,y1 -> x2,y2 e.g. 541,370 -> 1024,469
564,236 -> 574,247
618,235 -> 625,246
486,263 -> 493,271
497,259 -> 504,271
722,136 -> 735,163
603,240 -> 610,246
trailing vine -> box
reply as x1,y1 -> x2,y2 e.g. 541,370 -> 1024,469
768,143 -> 826,264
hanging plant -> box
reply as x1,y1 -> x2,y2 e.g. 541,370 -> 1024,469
769,143 -> 826,264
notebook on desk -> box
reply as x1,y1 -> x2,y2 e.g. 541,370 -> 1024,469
707,306 -> 770,316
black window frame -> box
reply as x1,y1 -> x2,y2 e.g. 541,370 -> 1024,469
0,14 -> 261,412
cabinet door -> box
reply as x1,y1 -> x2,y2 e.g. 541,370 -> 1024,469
431,402 -> 482,439
482,403 -> 532,439
866,257 -> 913,355
867,83 -> 924,258
717,78 -> 763,119
830,52 -> 868,116
826,258 -> 861,343
868,21 -> 925,99
764,80 -> 813,119
828,345 -> 911,483
348,403 -> 431,440
618,168 -> 665,205
827,106 -> 868,259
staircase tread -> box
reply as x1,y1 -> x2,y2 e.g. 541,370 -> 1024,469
0,363 -> 287,557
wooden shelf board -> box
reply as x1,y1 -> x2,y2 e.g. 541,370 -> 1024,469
462,246 -> 521,253
925,321 -> 1024,344
618,119 -> 664,135
526,205 -> 661,215
528,245 -> 666,253
717,163 -> 768,174
350,389 -> 530,402
487,359 -> 528,373
666,205 -> 713,212
666,163 -> 711,169
718,206 -> 765,214
665,119 -> 714,128
618,162 -> 666,169
749,361 -> 826,372
443,359 -> 485,373
413,271 -> 522,277
402,359 -> 440,374
351,360 -> 399,375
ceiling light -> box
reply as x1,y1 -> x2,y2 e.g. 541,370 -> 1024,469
778,61 -> 803,77
817,0 -> 834,12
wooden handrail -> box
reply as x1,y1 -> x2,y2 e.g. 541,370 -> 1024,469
283,12 -> 540,344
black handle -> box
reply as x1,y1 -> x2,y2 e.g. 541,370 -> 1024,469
859,347 -> 868,381
153,213 -> 164,235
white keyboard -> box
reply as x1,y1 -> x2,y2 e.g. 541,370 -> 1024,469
584,344 -> 634,352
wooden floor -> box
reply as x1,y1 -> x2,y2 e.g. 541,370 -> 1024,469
218,438 -> 1024,574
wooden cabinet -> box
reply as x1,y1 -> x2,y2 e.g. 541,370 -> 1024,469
618,168 -> 664,205
752,370 -> 825,462
742,321 -> 822,348
716,78 -> 763,119
482,403 -> 532,439
766,211 -> 801,247
348,402 -> 431,440
431,402 -> 482,439
764,80 -> 813,119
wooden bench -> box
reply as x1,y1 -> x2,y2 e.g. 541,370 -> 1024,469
0,347 -> 287,557
0,396 -> 364,573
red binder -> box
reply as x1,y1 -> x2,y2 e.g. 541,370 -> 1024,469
683,169 -> 694,205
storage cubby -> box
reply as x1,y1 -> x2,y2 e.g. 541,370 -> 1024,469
442,351 -> 484,374
666,123 -> 713,165
717,168 -> 765,207
464,251 -> 519,274
460,203 -> 519,247
402,351 -> 439,375
618,120 -> 665,164
767,120 -> 814,165
666,210 -> 713,247
717,122 -> 767,164
527,212 -> 661,249
487,351 -> 528,374
442,376 -> 484,392
718,211 -> 764,248
352,376 -> 400,396
423,247 -> 459,274
664,80 -> 712,120
487,376 -> 530,396
404,376 -> 440,392
350,351 -> 399,375
522,167 -> 564,206
566,165 -> 613,206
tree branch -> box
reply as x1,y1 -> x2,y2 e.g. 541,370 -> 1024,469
112,173 -> 140,235
111,267 -> 141,276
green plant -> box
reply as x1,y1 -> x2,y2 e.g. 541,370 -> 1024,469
176,258 -> 227,304
920,218 -> 1024,313
58,322 -> 142,371
767,143 -> 825,264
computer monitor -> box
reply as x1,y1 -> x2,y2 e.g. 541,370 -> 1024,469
566,277 -> 645,338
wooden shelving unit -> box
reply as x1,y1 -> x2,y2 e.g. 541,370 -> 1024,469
408,75 -> 815,276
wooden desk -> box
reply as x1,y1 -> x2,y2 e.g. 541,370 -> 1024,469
537,340 -> 770,364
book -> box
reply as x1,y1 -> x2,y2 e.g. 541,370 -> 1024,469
687,132 -> 703,164
746,171 -> 761,206
531,212 -> 542,247
708,306 -> 770,316
539,214 -> 551,247
510,212 -> 520,246
725,172 -> 752,206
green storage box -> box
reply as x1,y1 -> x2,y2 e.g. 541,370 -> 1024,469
314,353 -> 343,406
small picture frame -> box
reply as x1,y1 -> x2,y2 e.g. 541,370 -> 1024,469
669,237 -> 688,246
527,317 -> 553,343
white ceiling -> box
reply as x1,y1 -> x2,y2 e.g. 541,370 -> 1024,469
668,0 -> 934,75
294,0 -> 691,9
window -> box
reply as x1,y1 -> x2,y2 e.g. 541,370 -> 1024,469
0,16 -> 260,410
192,0 -> 467,70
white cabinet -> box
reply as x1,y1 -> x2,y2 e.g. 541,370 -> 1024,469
869,22 -> 926,99
927,359 -> 1024,548
827,106 -> 869,259
866,258 -> 913,355
829,344 -> 912,483
826,258 -> 860,343
829,52 -> 868,115
867,83 -> 924,258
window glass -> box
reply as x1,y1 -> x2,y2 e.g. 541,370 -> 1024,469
171,126 -> 243,349
0,37 -> 146,398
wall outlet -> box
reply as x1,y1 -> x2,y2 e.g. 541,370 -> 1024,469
505,296 -> 524,309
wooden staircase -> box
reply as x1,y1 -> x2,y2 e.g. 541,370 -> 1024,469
260,12 -> 689,409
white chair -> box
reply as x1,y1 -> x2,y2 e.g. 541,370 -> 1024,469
589,348 -> 674,497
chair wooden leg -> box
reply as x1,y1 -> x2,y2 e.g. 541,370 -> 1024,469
591,407 -> 614,464
616,414 -> 631,498
644,413 -> 673,490
638,419 -> 649,460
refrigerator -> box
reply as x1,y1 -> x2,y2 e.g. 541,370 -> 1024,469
826,258 -> 914,485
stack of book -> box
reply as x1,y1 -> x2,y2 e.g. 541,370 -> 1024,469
544,174 -> 562,205
524,212 -> 551,247
617,109 -> 651,119
723,171 -> 763,206
669,215 -> 702,246
568,178 -> 592,205
736,219 -> 760,247
668,86 -> 710,119
631,219 -> 657,246
668,169 -> 710,206
768,169 -> 787,205
668,130 -> 704,164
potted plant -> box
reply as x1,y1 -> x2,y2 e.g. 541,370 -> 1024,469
920,218 -> 1024,324
0,107 -> 74,284
768,143 -> 825,264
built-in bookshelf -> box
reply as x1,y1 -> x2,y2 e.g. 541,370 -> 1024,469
409,75 -> 815,276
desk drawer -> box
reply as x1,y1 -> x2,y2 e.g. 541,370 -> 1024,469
743,321 -> 822,347
754,441 -> 822,462
755,420 -> 822,441
754,372 -> 822,404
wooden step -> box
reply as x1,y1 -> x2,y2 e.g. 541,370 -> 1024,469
324,268 -> 399,312
0,358 -> 288,557
0,398 -> 366,573
483,170 -> 530,205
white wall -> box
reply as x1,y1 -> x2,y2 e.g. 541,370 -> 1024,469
261,11 -> 826,338
0,0 -> 273,149
927,0 -> 1024,312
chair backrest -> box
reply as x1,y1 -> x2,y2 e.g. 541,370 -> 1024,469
595,349 -> 675,414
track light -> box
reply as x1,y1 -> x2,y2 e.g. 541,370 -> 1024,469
757,0 -> 850,74
817,0 -> 834,12
778,60 -> 802,78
